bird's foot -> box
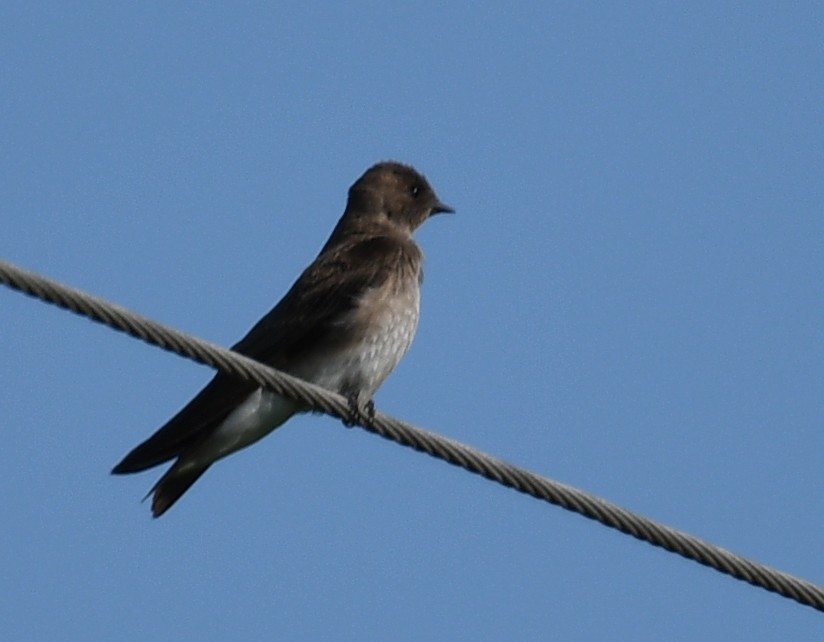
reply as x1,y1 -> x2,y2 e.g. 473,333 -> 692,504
343,394 -> 375,427
364,399 -> 376,423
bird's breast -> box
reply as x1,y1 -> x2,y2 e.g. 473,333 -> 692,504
306,278 -> 421,398
354,283 -> 420,395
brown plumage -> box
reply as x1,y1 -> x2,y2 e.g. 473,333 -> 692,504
112,162 -> 452,517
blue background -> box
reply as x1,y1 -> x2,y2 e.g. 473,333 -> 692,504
2,3 -> 823,640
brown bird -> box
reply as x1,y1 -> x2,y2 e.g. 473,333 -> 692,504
112,161 -> 452,517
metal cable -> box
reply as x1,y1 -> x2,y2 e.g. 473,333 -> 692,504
2,257 -> 823,612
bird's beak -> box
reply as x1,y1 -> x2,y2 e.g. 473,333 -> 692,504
431,201 -> 455,215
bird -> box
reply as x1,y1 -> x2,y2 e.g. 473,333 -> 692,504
112,161 -> 452,517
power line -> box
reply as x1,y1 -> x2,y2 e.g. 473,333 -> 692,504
2,256 -> 823,613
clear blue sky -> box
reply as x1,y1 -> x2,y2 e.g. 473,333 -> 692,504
2,3 -> 823,640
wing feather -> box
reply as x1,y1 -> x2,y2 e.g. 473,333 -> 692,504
112,234 -> 412,473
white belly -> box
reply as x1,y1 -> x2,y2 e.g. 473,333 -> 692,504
187,389 -> 299,466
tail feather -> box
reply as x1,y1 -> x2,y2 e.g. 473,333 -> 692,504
146,462 -> 210,518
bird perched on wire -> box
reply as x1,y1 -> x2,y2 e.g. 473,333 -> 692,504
112,161 -> 453,517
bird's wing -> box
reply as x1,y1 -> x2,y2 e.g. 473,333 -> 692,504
112,235 -> 411,473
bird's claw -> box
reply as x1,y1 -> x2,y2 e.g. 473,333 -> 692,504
364,399 -> 375,422
343,394 -> 375,427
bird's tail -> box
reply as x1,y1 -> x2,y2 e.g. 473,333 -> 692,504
145,461 -> 210,518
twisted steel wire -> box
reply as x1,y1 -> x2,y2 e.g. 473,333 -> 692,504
2,257 -> 822,612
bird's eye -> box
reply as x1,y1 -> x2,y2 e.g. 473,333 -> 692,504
410,185 -> 420,198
